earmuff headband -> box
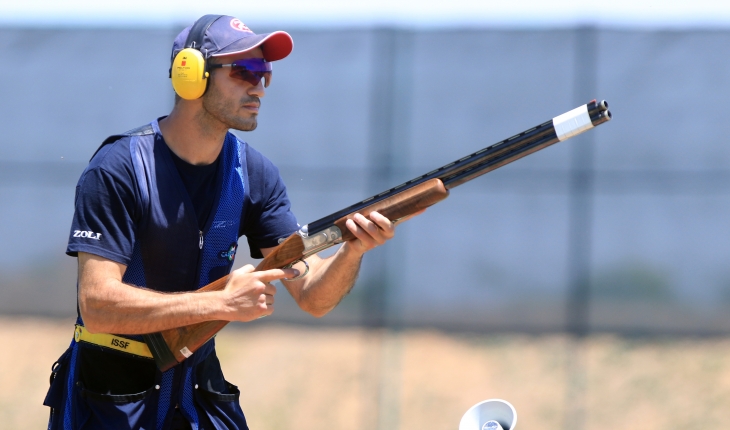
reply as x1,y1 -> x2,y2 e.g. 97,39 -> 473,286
184,14 -> 223,55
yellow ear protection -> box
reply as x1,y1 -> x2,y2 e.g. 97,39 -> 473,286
170,15 -> 223,100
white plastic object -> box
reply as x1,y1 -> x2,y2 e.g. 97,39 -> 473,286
459,399 -> 517,430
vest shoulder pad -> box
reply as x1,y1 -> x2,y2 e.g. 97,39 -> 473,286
90,124 -> 155,161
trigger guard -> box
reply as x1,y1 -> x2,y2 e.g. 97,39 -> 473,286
282,259 -> 309,281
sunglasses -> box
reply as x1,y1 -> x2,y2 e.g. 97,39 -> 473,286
208,58 -> 273,88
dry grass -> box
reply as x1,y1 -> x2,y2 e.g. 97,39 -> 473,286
3,316 -> 730,429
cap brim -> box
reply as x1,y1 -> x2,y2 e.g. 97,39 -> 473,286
211,31 -> 293,62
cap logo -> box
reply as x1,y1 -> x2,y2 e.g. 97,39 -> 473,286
230,19 -> 252,33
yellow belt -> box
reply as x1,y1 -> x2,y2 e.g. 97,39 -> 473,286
74,325 -> 153,359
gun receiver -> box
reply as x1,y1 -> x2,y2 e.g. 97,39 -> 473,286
144,99 -> 612,371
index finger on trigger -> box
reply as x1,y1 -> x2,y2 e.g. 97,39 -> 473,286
256,268 -> 300,283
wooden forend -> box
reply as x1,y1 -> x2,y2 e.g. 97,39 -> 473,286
334,178 -> 449,241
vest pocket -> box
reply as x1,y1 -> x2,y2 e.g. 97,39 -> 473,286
78,342 -> 157,394
44,346 -> 72,408
74,342 -> 160,429
195,381 -> 249,429
44,345 -> 74,430
78,383 -> 159,430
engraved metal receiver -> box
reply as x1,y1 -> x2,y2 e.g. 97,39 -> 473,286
299,225 -> 343,255
279,225 -> 343,281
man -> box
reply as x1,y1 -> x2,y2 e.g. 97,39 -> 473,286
44,15 -> 399,430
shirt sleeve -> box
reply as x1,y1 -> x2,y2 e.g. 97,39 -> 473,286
66,141 -> 139,265
240,144 -> 299,258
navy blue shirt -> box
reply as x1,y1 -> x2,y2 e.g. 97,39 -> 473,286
67,130 -> 299,265
168,147 -> 221,231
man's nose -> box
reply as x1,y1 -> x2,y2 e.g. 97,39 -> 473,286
249,80 -> 265,97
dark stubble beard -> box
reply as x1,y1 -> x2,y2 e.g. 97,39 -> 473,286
201,79 -> 259,132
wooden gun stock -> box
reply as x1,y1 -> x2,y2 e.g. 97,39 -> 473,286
145,179 -> 449,371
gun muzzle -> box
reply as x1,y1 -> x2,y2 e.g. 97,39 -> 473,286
591,109 -> 612,126
587,99 -> 609,117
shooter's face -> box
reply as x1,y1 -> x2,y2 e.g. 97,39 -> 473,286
203,47 -> 266,132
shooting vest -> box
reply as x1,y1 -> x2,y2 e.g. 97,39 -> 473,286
45,119 -> 250,430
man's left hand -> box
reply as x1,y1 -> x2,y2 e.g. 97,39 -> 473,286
342,211 -> 396,255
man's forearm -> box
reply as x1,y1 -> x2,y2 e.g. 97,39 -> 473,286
284,243 -> 364,317
79,279 -> 228,334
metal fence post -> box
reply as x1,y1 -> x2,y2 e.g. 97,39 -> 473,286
565,25 -> 598,430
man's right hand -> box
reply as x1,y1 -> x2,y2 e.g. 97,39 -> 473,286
219,264 -> 300,322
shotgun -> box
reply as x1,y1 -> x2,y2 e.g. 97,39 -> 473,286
144,100 -> 612,371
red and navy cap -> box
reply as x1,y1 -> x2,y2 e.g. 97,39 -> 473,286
171,15 -> 293,62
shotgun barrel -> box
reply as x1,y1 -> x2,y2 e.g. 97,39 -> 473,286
303,99 -> 610,235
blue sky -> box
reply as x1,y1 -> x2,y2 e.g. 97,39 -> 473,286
3,0 -> 730,28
